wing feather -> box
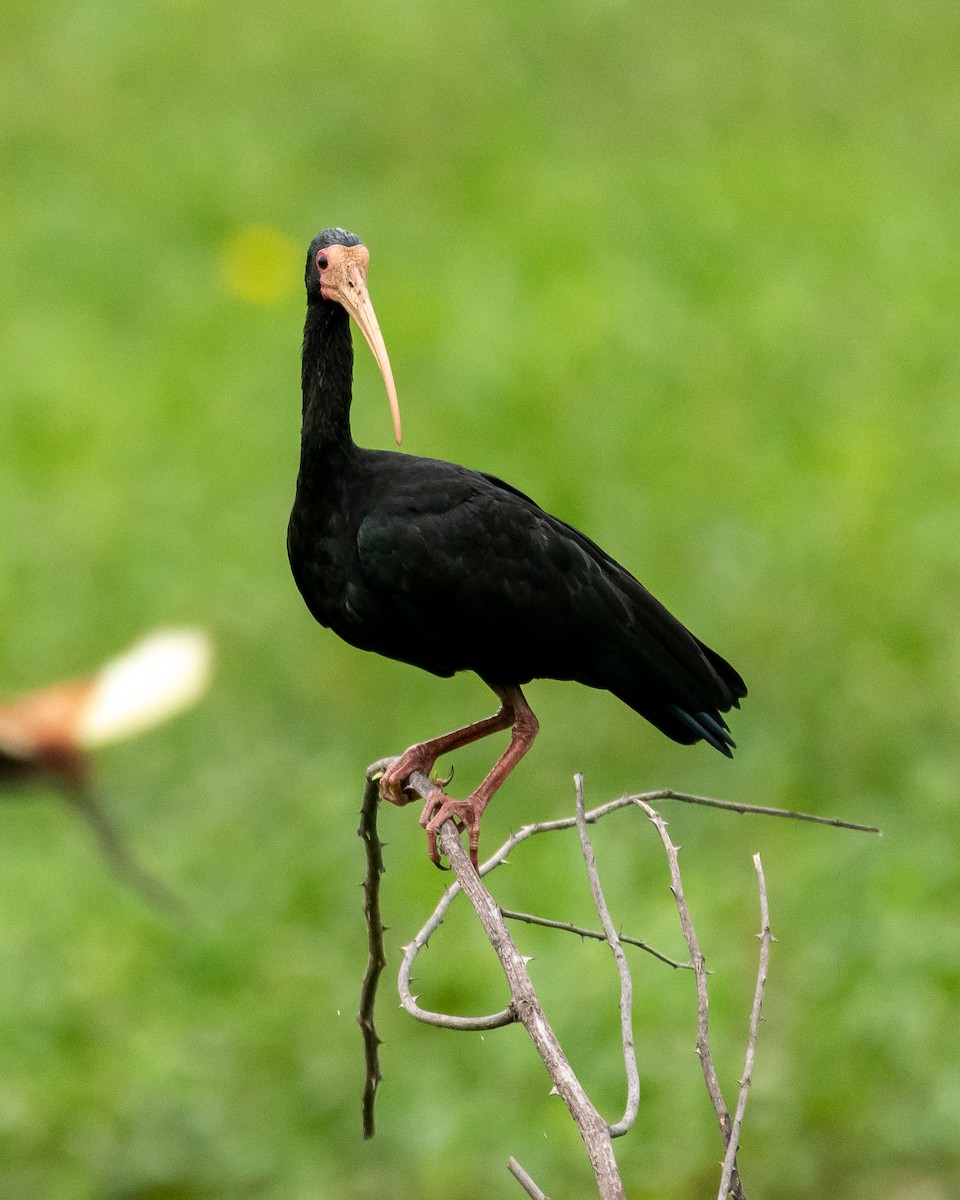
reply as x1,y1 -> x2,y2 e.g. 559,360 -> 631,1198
351,459 -> 744,729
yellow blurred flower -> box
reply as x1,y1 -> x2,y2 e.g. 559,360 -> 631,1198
219,225 -> 299,305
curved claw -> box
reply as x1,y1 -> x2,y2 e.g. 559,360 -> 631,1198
420,794 -> 485,870
434,763 -> 455,789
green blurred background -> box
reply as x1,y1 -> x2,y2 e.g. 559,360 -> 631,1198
2,1 -> 959,1196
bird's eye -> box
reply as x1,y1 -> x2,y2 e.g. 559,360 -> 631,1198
317,254 -> 329,270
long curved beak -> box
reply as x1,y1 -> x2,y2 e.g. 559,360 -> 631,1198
339,265 -> 402,445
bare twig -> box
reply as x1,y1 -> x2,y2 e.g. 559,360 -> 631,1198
718,854 -> 772,1200
480,788 -> 877,874
398,860 -> 515,1031
631,796 -> 744,1198
632,788 -> 880,835
381,771 -> 858,1057
434,813 -> 627,1200
574,775 -> 640,1139
378,766 -> 854,1198
393,768 -> 626,1197
472,797 -> 641,872
398,955 -> 516,1031
357,760 -> 390,1138
397,787 -> 688,1031
508,1155 -> 551,1200
500,909 -> 692,971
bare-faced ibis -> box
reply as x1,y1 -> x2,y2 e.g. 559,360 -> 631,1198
287,228 -> 746,867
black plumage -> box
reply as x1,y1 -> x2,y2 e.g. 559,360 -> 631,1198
288,228 -> 746,865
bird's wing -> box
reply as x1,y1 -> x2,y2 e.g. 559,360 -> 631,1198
353,463 -> 741,722
352,468 -> 543,674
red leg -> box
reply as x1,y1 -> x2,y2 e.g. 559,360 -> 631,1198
418,683 -> 539,869
378,692 -> 517,808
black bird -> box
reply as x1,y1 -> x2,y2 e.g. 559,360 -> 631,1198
287,228 -> 746,867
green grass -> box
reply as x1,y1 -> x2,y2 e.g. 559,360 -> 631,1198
2,0 -> 960,1195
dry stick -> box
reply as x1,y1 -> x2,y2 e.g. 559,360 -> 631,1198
62,783 -> 183,914
718,854 -> 773,1200
500,908 -> 693,971
395,769 -> 625,1200
398,864 -> 515,1031
393,781 -> 872,1026
358,762 -> 390,1139
574,775 -> 640,1139
384,769 -> 869,1190
398,799 -> 686,1032
632,796 -> 745,1200
508,1156 -> 552,1200
483,789 -> 878,863
399,954 -> 515,1031
432,814 -> 627,1200
633,788 -> 880,835
397,810 -> 689,1026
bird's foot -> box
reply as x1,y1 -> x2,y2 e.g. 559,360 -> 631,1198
377,747 -> 439,808
420,792 -> 487,871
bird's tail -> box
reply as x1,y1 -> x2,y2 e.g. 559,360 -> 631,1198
611,638 -> 747,758
694,638 -> 748,710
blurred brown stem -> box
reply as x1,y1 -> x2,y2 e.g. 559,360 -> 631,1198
357,760 -> 391,1139
62,780 -> 183,914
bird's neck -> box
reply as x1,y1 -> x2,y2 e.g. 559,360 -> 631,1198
299,301 -> 356,463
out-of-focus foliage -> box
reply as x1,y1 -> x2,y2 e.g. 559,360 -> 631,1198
1,1 -> 959,1196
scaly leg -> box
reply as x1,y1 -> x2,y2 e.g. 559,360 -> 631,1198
418,683 -> 539,869
377,690 -> 518,808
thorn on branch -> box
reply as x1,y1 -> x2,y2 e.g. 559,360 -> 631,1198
499,907 -> 693,971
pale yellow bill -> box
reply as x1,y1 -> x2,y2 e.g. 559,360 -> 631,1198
340,279 -> 402,444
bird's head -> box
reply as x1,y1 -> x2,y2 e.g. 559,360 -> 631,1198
305,228 -> 402,444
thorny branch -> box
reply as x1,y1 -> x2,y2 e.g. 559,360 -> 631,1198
357,761 -> 390,1138
430,805 -> 626,1200
633,795 -> 746,1198
719,854 -> 773,1200
631,787 -> 879,835
574,775 -> 639,1139
499,908 -> 692,970
359,762 -> 879,1197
